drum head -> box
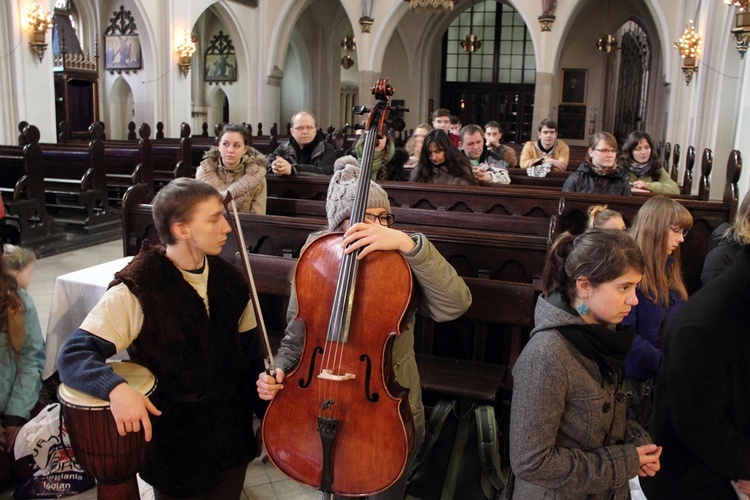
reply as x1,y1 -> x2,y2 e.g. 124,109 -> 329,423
59,362 -> 156,408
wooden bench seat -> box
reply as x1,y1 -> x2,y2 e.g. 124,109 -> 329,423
121,186 -> 536,405
0,124 -> 51,243
151,123 -> 192,189
40,123 -> 117,231
266,196 -> 558,241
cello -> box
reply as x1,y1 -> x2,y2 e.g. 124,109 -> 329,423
262,79 -> 416,497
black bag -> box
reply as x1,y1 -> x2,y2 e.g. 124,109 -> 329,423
625,376 -> 654,428
406,399 -> 506,500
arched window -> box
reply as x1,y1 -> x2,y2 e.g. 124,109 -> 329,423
613,20 -> 650,142
441,1 -> 536,143
444,1 -> 535,84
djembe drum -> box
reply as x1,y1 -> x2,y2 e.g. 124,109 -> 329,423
58,361 -> 157,500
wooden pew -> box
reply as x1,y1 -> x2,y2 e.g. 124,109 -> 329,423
266,167 -> 737,293
40,123 -> 118,231
265,196 -> 558,241
40,123 -> 153,207
508,143 -> 589,168
121,184 -> 536,408
151,122 -> 193,188
0,124 -> 51,243
122,183 -> 548,283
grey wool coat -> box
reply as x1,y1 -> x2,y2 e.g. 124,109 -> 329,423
509,294 -> 652,499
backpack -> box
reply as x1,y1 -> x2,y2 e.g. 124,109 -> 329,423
406,399 -> 507,499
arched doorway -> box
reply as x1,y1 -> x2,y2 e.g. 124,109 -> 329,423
613,20 -> 651,143
440,0 -> 536,143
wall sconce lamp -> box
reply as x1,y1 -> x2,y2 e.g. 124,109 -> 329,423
359,0 -> 374,33
674,21 -> 702,85
725,0 -> 750,58
176,29 -> 197,78
538,14 -> 556,32
26,2 -> 53,62
341,33 -> 356,69
460,34 -> 482,53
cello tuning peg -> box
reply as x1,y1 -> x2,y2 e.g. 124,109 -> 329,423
352,105 -> 370,115
392,105 -> 410,113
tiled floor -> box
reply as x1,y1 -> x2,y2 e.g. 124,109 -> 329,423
1,239 -> 319,500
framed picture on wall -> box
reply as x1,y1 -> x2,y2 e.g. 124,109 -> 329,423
205,54 -> 238,83
104,35 -> 141,71
560,69 -> 587,105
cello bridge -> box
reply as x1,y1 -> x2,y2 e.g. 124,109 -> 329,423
318,369 -> 356,382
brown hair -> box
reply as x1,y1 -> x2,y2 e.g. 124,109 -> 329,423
458,124 -> 484,140
618,130 -> 662,177
587,132 -> 618,161
539,119 -> 557,132
541,229 -> 644,303
628,196 -> 693,304
153,178 -> 223,245
412,129 -> 477,185
217,123 -> 250,147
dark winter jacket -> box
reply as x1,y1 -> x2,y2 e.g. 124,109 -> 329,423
700,224 -> 740,286
622,259 -> 685,381
562,161 -> 632,196
641,245 -> 750,499
267,131 -> 336,175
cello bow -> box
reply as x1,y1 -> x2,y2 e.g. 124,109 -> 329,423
222,193 -> 276,374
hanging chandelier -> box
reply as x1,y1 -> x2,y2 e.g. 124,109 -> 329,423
406,0 -> 454,14
674,21 -> 702,85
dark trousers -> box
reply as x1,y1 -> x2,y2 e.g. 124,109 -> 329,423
153,464 -> 247,500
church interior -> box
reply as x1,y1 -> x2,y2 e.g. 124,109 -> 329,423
0,0 -> 749,498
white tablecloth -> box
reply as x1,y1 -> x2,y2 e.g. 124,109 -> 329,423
43,256 -> 133,379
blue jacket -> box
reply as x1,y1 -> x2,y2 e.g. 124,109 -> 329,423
622,263 -> 684,380
0,288 -> 44,422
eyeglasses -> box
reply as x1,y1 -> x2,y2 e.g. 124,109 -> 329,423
670,226 -> 689,238
292,125 -> 316,131
592,148 -> 618,154
364,213 -> 395,228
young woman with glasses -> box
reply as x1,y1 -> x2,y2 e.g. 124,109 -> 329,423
618,131 -> 679,195
256,156 -> 471,498
621,196 -> 693,426
562,131 -> 632,195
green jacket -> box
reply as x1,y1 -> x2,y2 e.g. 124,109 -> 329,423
627,167 -> 680,194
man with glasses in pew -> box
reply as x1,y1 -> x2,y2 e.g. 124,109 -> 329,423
267,111 -> 337,176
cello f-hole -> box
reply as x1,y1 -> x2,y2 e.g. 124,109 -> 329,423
359,354 -> 379,402
299,346 -> 324,388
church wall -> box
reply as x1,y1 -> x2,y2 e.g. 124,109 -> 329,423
0,0 -> 746,202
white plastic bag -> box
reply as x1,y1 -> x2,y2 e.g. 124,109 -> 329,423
12,403 -> 95,499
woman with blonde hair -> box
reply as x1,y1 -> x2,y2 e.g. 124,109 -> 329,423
622,196 -> 693,425
701,194 -> 750,286
587,204 -> 626,230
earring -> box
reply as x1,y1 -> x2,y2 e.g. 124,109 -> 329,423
576,303 -> 589,315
